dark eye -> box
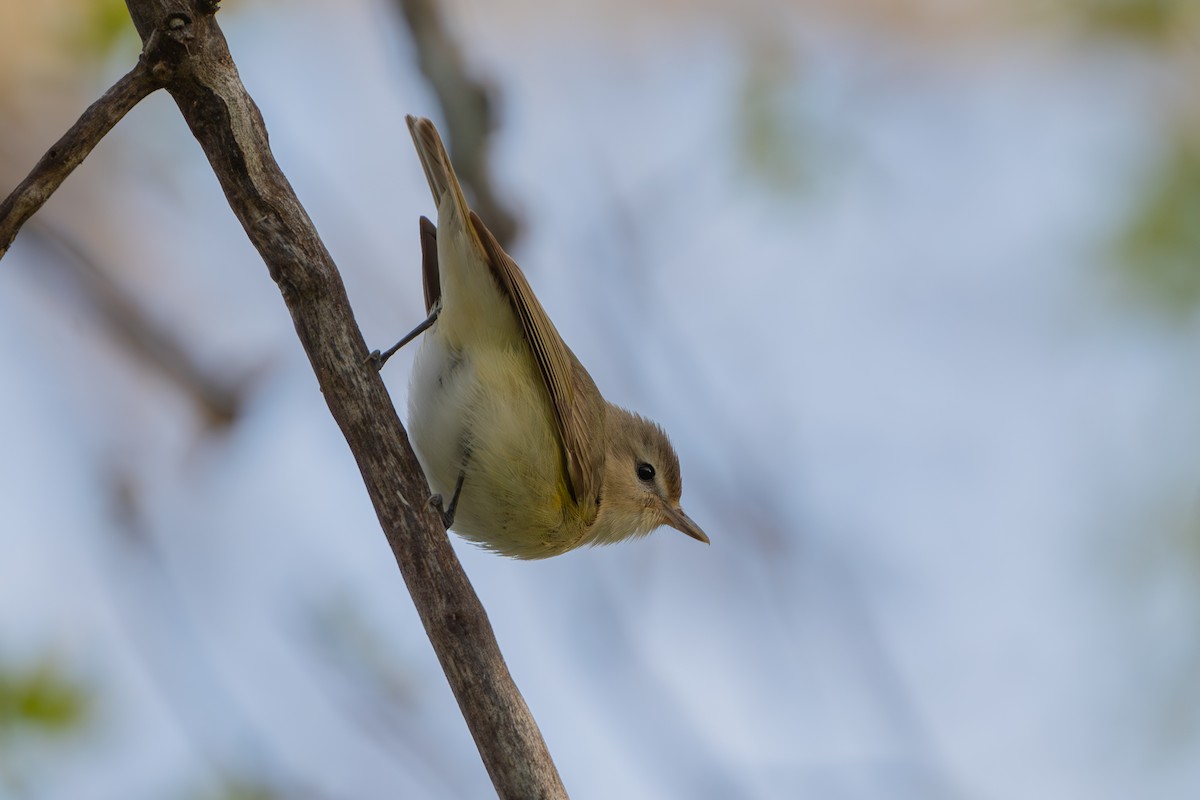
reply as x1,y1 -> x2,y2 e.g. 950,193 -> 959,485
636,463 -> 656,482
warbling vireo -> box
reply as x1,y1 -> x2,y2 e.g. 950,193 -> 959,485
378,115 -> 708,559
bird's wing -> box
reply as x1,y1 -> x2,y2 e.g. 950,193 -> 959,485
469,210 -> 606,514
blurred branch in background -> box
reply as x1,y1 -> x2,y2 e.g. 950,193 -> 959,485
23,220 -> 249,430
390,0 -> 519,247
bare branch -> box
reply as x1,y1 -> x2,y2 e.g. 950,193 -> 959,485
111,1 -> 567,797
0,64 -> 160,260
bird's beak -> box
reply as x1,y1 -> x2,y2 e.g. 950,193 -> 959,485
662,505 -> 710,544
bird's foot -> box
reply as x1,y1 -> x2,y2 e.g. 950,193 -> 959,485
428,469 -> 465,529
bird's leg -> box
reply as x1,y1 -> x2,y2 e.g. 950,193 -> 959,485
367,215 -> 441,370
429,469 -> 466,529
429,446 -> 470,529
367,307 -> 439,369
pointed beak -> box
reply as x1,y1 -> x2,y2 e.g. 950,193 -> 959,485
662,505 -> 710,545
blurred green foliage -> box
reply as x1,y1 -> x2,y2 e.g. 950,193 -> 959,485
1075,0 -> 1192,40
69,0 -> 138,59
736,42 -> 816,195
1117,134 -> 1200,317
0,656 -> 91,737
189,777 -> 282,800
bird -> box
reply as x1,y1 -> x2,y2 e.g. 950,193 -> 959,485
380,115 -> 708,559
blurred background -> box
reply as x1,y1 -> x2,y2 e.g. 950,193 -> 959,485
2,0 -> 1200,798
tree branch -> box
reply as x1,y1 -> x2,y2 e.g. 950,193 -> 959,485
1,1 -> 568,796
0,63 -> 160,259
121,2 -> 567,797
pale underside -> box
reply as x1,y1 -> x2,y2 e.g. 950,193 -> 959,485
407,194 -> 593,558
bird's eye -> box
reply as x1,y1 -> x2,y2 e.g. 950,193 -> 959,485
636,463 -> 656,482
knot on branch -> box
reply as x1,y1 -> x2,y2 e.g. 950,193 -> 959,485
139,5 -> 214,84
140,28 -> 183,82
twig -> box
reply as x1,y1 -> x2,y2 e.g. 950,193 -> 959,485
0,64 -> 160,259
110,2 -> 566,797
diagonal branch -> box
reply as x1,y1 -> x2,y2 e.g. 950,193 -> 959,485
0,62 -> 160,259
106,2 -> 565,798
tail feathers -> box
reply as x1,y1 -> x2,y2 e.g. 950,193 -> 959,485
406,115 -> 472,228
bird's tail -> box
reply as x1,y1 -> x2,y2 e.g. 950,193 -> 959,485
406,115 -> 473,229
